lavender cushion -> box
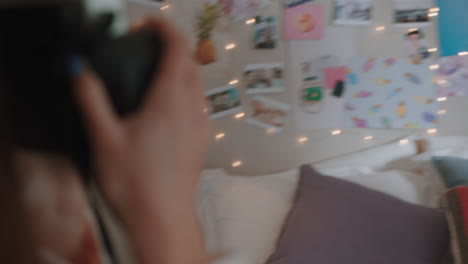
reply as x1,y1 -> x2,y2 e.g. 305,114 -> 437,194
266,165 -> 449,264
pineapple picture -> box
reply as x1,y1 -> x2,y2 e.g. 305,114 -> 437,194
195,3 -> 221,65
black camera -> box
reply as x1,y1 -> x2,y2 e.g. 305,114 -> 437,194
0,2 -> 164,180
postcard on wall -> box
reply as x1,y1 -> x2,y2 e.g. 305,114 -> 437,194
436,55 -> 468,97
404,29 -> 432,65
294,55 -> 344,131
393,0 -> 432,27
206,85 -> 242,120
130,0 -> 166,7
343,57 -> 440,129
284,0 -> 315,8
245,96 -> 289,131
333,0 -> 373,26
254,16 -> 278,49
244,63 -> 284,94
219,0 -> 271,22
284,4 -> 324,40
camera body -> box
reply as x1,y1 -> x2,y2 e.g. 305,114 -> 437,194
0,2 -> 164,181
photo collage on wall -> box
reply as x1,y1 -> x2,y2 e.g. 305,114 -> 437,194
200,0 -> 457,132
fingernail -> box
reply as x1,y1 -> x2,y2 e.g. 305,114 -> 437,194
68,55 -> 84,77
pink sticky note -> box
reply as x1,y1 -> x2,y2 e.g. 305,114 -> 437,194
284,4 -> 324,40
324,66 -> 347,90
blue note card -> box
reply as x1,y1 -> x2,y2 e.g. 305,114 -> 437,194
437,0 -> 468,57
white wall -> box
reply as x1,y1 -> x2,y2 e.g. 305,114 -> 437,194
126,0 -> 468,176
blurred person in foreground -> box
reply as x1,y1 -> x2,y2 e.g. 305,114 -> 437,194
0,18 -> 213,264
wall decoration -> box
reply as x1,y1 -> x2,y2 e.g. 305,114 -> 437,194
284,0 -> 315,8
333,0 -> 373,26
436,55 -> 468,97
404,29 -> 431,65
254,16 -> 278,49
324,66 -> 347,90
130,0 -> 166,7
344,57 -> 440,129
294,56 -> 344,131
437,0 -> 468,57
284,4 -> 324,40
195,3 -> 221,65
219,0 -> 271,22
206,85 -> 242,119
245,96 -> 289,131
244,63 -> 284,94
393,0 -> 432,27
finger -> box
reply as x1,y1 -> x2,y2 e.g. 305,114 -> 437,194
140,18 -> 194,113
73,66 -> 123,151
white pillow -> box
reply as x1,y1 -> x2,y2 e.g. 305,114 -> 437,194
321,169 -> 436,206
199,169 -> 299,264
313,138 -> 418,171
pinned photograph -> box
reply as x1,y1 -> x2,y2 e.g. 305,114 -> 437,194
130,0 -> 166,7
244,63 -> 284,94
393,0 -> 432,27
284,0 -> 315,8
246,96 -> 289,131
254,16 -> 278,49
219,0 -> 271,22
206,85 -> 242,119
404,29 -> 431,64
333,0 -> 373,26
284,4 -> 324,40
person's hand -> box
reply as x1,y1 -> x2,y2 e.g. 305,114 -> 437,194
73,18 -> 210,230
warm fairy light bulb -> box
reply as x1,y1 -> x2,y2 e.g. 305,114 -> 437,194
437,97 -> 448,102
225,43 -> 237,50
160,4 -> 170,10
429,64 -> 440,70
232,160 -> 243,168
429,7 -> 440,13
203,107 -> 208,113
297,136 -> 308,143
375,26 -> 385,31
427,128 -> 438,135
459,51 -> 468,56
266,128 -> 277,134
234,112 -> 246,119
399,139 -> 409,145
245,18 -> 256,25
331,130 -> 342,135
437,80 -> 447,85
428,12 -> 438,17
363,136 -> 373,140
428,48 -> 438,52
215,133 -> 225,140
229,79 -> 239,85
437,109 -> 447,115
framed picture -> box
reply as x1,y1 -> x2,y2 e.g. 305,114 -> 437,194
333,0 -> 373,26
206,85 -> 242,119
130,0 -> 167,7
284,4 -> 324,40
254,16 -> 278,49
244,63 -> 285,95
245,96 -> 289,131
393,0 -> 432,27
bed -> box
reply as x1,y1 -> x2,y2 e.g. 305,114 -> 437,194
197,136 -> 468,264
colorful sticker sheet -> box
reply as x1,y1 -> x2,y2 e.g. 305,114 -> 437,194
436,55 -> 468,97
344,57 -> 440,129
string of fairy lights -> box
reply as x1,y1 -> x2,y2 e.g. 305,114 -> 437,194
153,1 -> 454,169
